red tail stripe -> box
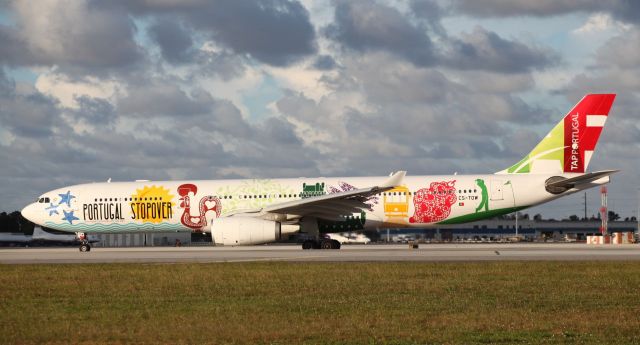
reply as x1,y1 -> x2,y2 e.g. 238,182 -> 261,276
562,94 -> 616,173
569,94 -> 616,116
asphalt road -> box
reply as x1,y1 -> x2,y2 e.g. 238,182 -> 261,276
1,243 -> 640,264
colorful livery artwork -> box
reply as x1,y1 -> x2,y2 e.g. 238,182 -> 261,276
177,184 -> 221,231
409,180 -> 457,223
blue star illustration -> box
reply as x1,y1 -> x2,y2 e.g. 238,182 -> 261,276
45,203 -> 59,216
58,191 -> 75,207
62,210 -> 79,225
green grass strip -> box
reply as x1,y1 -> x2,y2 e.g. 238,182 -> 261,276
1,262 -> 639,344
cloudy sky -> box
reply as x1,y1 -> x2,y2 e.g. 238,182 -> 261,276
0,0 -> 638,219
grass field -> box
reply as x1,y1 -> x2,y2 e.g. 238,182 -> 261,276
1,262 -> 640,344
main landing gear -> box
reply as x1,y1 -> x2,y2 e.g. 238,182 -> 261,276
76,232 -> 91,252
302,239 -> 341,250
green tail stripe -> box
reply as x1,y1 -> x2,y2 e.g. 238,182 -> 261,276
437,206 -> 529,225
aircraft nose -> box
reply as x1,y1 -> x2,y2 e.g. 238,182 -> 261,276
21,203 -> 38,224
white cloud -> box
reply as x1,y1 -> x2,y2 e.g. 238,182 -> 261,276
34,71 -> 120,108
0,127 -> 15,146
265,64 -> 332,102
572,13 -> 631,34
1,0 -> 638,219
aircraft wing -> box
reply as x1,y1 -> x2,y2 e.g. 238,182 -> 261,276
227,171 -> 406,221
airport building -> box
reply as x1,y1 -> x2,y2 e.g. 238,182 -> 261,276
382,219 -> 639,243
91,232 -> 193,247
88,220 -> 638,247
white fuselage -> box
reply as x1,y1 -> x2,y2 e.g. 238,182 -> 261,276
21,173 -> 599,234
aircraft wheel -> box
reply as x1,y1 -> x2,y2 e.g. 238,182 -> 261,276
79,244 -> 91,252
320,239 -> 334,250
302,240 -> 315,250
331,240 -> 341,250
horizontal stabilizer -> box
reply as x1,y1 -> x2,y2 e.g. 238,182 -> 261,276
545,170 -> 619,194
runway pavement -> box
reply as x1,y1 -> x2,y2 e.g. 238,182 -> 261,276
1,243 -> 640,264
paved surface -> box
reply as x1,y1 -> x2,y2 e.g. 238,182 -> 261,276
1,243 -> 640,264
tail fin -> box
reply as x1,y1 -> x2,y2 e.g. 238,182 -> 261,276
498,94 -> 616,174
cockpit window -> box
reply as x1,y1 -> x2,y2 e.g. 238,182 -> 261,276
44,197 -> 50,203
38,198 -> 44,203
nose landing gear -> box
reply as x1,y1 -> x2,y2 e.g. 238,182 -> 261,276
76,232 -> 91,252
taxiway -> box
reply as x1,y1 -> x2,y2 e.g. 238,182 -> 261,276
1,243 -> 640,264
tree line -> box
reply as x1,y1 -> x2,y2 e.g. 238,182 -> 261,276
0,211 -> 35,235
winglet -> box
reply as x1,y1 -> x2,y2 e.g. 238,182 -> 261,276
380,171 -> 406,188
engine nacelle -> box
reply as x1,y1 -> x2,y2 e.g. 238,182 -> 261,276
211,217 -> 283,246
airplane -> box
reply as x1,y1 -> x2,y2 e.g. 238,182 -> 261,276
21,94 -> 617,252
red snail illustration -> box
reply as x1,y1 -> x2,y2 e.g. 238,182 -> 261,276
177,183 -> 221,231
409,180 -> 457,223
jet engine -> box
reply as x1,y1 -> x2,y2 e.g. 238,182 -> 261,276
210,217 -> 298,246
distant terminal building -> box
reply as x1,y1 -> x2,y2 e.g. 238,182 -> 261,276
92,232 -> 193,247
384,220 -> 638,242
87,220 -> 639,247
